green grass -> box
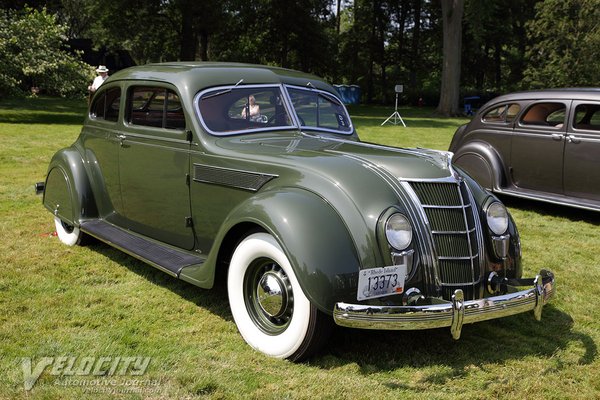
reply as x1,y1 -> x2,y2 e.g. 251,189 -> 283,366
1,97 -> 599,399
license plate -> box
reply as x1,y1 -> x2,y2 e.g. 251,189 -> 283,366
357,265 -> 407,301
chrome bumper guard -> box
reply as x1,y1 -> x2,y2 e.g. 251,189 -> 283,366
333,269 -> 555,340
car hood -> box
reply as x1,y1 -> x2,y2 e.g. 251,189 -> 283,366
229,133 -> 455,182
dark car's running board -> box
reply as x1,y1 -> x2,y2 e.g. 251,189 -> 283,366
80,220 -> 203,277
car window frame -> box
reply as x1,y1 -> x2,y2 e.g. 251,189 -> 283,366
570,100 -> 600,134
89,84 -> 122,124
195,84 -> 298,137
195,83 -> 353,137
479,102 -> 521,126
123,82 -> 188,139
283,84 -> 354,135
516,100 -> 569,131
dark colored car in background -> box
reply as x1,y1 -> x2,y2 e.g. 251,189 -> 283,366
449,88 -> 600,211
39,63 -> 555,361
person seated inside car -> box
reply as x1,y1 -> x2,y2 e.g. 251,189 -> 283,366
241,95 -> 261,122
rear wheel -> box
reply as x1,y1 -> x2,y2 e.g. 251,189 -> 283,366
227,233 -> 331,361
54,216 -> 86,246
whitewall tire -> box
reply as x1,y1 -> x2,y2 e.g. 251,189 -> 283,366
227,232 -> 330,361
54,216 -> 84,246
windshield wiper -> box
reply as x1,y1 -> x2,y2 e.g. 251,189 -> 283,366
202,79 -> 244,100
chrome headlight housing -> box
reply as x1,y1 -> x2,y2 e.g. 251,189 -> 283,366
486,202 -> 509,235
385,213 -> 413,251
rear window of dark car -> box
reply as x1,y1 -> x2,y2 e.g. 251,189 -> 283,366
520,102 -> 566,127
573,104 -> 600,131
482,103 -> 520,124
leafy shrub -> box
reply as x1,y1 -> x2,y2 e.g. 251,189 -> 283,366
0,7 -> 95,98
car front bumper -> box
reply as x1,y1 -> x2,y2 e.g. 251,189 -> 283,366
333,269 -> 555,339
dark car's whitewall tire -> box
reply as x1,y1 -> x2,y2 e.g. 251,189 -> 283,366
227,232 -> 329,361
54,216 -> 84,246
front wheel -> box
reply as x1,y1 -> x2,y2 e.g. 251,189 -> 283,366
54,216 -> 86,246
227,233 -> 331,361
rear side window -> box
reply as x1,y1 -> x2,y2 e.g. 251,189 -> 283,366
520,102 -> 566,127
573,104 -> 600,131
482,103 -> 520,123
91,87 -> 121,122
127,86 -> 186,130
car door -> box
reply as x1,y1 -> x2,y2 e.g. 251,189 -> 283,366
118,84 -> 194,250
510,101 -> 569,194
83,85 -> 125,221
563,101 -> 600,201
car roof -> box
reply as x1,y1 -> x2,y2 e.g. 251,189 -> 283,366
485,88 -> 600,104
106,62 -> 334,93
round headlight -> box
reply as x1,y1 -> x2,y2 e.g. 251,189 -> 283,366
385,213 -> 412,250
486,202 -> 509,235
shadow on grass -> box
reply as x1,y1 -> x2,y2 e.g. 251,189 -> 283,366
1,112 -> 87,125
0,96 -> 87,125
83,238 -> 591,375
501,196 -> 600,226
315,306 -> 593,376
86,242 -> 233,321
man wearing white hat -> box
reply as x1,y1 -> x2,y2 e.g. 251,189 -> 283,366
88,65 -> 109,93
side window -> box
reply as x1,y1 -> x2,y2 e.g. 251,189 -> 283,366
573,104 -> 600,131
128,86 -> 185,130
287,88 -> 352,132
520,102 -> 566,127
506,104 -> 521,123
482,103 -> 520,124
91,87 -> 121,122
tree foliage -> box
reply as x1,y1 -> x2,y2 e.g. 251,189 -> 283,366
0,7 -> 94,97
3,0 -> 600,104
523,0 -> 600,88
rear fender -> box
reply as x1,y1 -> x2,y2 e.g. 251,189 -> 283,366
43,147 -> 97,225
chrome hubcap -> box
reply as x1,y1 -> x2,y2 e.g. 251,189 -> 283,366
244,259 -> 294,334
256,271 -> 288,318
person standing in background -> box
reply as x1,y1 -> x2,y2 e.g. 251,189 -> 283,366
88,65 -> 109,93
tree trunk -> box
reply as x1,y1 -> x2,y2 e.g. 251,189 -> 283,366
409,0 -> 421,89
436,0 -> 464,116
179,3 -> 197,60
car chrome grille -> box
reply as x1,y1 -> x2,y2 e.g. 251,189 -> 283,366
409,180 -> 481,299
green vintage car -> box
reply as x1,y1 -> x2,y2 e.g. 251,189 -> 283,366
38,63 -> 555,361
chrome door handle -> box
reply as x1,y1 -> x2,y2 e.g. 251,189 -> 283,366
116,134 -> 126,146
551,133 -> 563,141
567,134 -> 580,144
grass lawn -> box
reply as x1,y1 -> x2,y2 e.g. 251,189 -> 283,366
1,97 -> 599,399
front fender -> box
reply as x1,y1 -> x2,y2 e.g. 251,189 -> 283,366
206,188 -> 362,314
43,147 -> 97,225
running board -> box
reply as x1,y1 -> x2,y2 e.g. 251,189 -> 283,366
80,220 -> 203,277
497,188 -> 600,212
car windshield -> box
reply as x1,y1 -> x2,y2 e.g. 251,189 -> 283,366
196,84 -> 352,136
197,86 -> 294,135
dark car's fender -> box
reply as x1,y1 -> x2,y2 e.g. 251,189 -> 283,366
43,146 -> 97,226
452,140 -> 506,191
180,187 -> 364,314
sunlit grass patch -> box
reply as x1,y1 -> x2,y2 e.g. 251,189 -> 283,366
0,97 -> 598,399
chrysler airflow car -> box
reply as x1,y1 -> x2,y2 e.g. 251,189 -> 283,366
38,63 -> 555,361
